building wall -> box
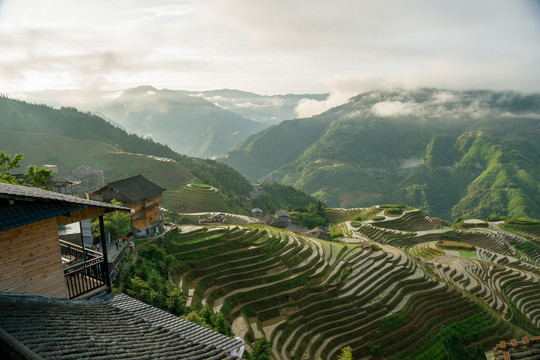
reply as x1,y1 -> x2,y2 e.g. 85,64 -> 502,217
0,218 -> 67,298
131,195 -> 163,230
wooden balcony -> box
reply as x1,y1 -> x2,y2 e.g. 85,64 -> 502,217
60,240 -> 108,299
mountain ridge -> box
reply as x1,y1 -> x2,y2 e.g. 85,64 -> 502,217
221,88 -> 540,220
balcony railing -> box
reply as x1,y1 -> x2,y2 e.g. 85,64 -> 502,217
60,240 -> 108,299
59,239 -> 102,264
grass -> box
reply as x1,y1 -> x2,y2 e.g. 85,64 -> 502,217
459,249 -> 477,259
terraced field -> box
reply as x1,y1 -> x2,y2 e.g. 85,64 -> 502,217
158,208 -> 540,359
326,207 -> 380,223
161,185 -> 229,212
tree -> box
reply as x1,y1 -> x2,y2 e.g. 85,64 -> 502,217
213,312 -> 232,336
245,338 -> 271,360
0,151 -> 53,188
91,199 -> 131,240
183,310 -> 210,328
337,346 -> 354,360
165,287 -> 187,316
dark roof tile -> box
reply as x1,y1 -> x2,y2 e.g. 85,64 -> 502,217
0,182 -> 128,211
95,175 -> 166,203
0,183 -> 129,231
0,294 -> 240,360
109,294 -> 243,352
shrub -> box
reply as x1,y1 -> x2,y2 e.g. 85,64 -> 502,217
384,207 -> 402,215
370,244 -> 382,251
245,338 -> 272,360
337,346 -> 353,360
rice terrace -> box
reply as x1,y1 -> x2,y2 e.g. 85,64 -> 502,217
144,206 -> 540,359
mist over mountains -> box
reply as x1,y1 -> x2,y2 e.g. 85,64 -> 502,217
179,89 -> 329,125
222,88 -> 540,220
15,86 -> 330,158
5,86 -> 540,221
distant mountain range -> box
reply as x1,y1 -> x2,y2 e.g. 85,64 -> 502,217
100,86 -> 264,158
15,87 -> 329,159
178,89 -> 329,126
222,88 -> 540,220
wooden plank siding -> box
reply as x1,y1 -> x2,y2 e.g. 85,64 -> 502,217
131,194 -> 163,230
57,206 -> 107,227
0,218 -> 67,298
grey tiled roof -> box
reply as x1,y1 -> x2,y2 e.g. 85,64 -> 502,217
493,337 -> 540,360
0,182 -> 129,231
0,294 -> 239,360
110,294 -> 243,353
275,209 -> 291,218
95,175 -> 166,203
0,183 -> 129,211
0,201 -> 85,231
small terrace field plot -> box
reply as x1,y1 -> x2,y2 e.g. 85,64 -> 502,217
156,213 -> 535,359
326,207 -> 379,224
500,219 -> 540,239
370,209 -> 447,232
161,185 -> 229,213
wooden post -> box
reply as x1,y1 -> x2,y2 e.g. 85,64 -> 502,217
79,221 -> 86,261
99,215 -> 111,291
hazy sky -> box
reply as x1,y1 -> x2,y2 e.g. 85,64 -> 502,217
1,0 -> 540,95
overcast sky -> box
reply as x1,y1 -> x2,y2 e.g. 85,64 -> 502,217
1,0 -> 540,96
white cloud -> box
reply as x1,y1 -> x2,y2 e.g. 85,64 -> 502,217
431,92 -> 458,104
1,0 -> 540,94
370,101 -> 421,117
401,158 -> 425,169
295,92 -> 353,118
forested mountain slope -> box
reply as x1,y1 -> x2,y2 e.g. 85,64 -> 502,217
222,89 -> 540,220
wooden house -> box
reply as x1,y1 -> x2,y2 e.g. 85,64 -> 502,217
251,207 -> 264,218
89,175 -> 166,237
274,209 -> 293,227
0,182 -> 129,299
71,165 -> 104,190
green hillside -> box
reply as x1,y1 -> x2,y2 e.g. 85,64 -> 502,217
222,89 -> 540,220
0,95 -> 252,197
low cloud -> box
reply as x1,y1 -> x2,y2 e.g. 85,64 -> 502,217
295,92 -> 353,118
401,157 -> 425,169
371,101 -> 421,117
